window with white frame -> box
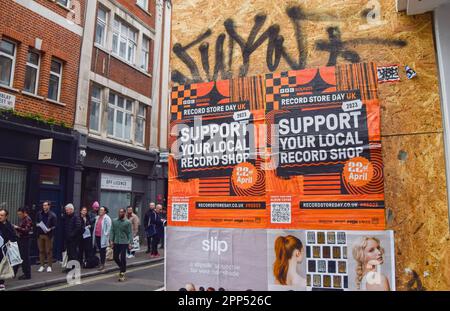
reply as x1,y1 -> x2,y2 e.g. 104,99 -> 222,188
141,36 -> 150,72
95,6 -> 107,47
0,39 -> 16,87
135,103 -> 147,145
107,92 -> 133,140
112,17 -> 137,64
89,85 -> 102,132
137,0 -> 148,11
24,50 -> 40,94
56,0 -> 71,8
48,59 -> 63,102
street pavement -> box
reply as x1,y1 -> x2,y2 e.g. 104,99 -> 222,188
5,248 -> 165,291
42,261 -> 165,291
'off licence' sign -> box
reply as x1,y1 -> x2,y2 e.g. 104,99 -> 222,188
100,173 -> 132,191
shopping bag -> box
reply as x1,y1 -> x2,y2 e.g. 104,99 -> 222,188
0,246 -> 14,280
131,236 -> 140,252
61,251 -> 68,268
6,241 -> 22,267
106,246 -> 113,261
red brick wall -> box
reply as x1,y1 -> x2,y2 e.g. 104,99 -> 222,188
91,47 -> 153,98
35,0 -> 86,27
115,0 -> 155,29
0,0 -> 83,127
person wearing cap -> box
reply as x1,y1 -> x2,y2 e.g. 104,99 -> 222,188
89,201 -> 100,224
62,203 -> 82,271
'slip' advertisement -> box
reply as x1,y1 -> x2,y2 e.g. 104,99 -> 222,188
166,227 -> 395,291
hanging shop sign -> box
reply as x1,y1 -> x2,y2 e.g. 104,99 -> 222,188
38,138 -> 53,160
100,173 -> 132,191
166,227 -> 395,291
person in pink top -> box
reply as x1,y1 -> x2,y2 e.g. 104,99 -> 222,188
92,206 -> 111,271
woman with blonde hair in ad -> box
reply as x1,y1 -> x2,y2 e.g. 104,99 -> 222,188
273,235 -> 305,287
352,236 -> 391,291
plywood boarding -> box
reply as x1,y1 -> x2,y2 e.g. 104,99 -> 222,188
170,0 -> 450,290
383,133 -> 450,290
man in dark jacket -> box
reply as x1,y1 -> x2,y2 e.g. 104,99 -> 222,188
36,201 -> 57,273
143,202 -> 156,254
150,204 -> 165,258
13,207 -> 33,280
79,206 -> 93,267
0,208 -> 18,291
62,203 -> 82,271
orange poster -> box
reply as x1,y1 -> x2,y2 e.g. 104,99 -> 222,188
265,63 -> 384,230
168,77 -> 268,228
168,63 -> 385,230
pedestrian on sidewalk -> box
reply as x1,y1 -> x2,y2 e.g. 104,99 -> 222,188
12,207 -> 33,280
110,208 -> 132,282
159,205 -> 167,249
89,201 -> 100,254
79,207 -> 93,266
36,201 -> 57,273
89,201 -> 99,226
149,204 -> 165,258
0,208 -> 18,291
93,206 -> 111,272
126,206 -> 140,259
144,202 -> 155,254
62,204 -> 82,272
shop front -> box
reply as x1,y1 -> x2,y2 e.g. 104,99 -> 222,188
0,112 -> 77,261
79,137 -> 164,235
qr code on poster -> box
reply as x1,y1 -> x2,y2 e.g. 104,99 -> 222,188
271,202 -> 291,224
171,203 -> 188,222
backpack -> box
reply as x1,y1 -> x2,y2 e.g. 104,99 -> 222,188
84,255 -> 100,269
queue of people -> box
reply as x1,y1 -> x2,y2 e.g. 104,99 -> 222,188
0,200 -> 166,290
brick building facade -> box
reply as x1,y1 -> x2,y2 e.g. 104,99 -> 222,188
73,0 -> 171,226
0,0 -> 172,260
0,0 -> 86,258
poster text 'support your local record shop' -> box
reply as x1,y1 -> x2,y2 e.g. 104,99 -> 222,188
168,62 -> 385,231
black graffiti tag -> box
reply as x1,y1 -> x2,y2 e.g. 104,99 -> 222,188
172,5 -> 407,84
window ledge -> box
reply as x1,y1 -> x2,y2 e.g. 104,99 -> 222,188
106,134 -> 132,144
91,133 -> 147,151
137,4 -> 152,17
89,130 -> 102,136
0,84 -> 19,93
46,98 -> 66,106
56,2 -> 71,12
21,91 -> 45,100
94,43 -> 153,78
